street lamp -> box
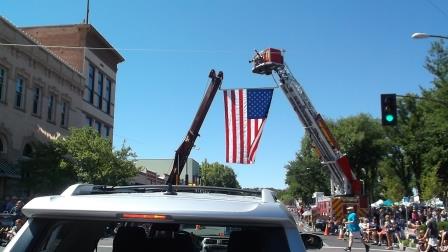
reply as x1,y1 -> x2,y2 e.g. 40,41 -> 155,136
411,32 -> 448,40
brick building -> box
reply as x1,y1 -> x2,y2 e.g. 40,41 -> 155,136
0,16 -> 123,197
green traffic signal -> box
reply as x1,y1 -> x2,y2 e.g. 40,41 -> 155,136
385,114 -> 395,122
381,94 -> 397,126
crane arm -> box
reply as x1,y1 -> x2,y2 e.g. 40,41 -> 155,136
166,70 -> 224,185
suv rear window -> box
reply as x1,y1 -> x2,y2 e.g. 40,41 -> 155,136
25,219 -> 291,252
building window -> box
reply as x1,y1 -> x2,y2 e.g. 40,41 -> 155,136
105,79 -> 112,114
22,144 -> 33,157
97,72 -> 103,110
47,94 -> 55,122
88,64 -> 95,104
95,121 -> 102,135
0,136 -> 5,153
0,66 -> 6,103
85,116 -> 93,127
15,76 -> 25,109
32,86 -> 41,116
104,126 -> 110,138
60,100 -> 69,127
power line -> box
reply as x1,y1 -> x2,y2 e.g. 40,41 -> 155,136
425,0 -> 448,20
0,42 -> 233,54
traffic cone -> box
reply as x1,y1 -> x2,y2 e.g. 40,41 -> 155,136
338,228 -> 344,239
324,224 -> 329,236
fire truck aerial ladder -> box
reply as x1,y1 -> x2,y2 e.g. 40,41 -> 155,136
166,70 -> 224,185
250,48 -> 362,197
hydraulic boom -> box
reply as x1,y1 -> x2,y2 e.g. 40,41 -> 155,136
166,70 -> 224,185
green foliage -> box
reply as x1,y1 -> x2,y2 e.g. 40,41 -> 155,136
284,136 -> 330,205
420,166 -> 443,200
330,114 -> 387,201
439,221 -> 448,232
283,114 -> 387,204
19,142 -> 76,195
55,127 -> 140,185
277,190 -> 296,205
200,160 -> 240,188
282,41 -> 448,203
20,127 -> 140,195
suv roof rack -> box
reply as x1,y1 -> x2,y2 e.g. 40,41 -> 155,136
61,184 -> 276,203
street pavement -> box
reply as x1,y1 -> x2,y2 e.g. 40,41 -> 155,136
298,221 -> 403,252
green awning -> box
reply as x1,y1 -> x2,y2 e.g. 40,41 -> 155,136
0,159 -> 21,179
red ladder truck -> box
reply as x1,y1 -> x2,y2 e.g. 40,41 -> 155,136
250,48 -> 368,221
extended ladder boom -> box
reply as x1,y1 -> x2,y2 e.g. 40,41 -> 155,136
251,49 -> 361,196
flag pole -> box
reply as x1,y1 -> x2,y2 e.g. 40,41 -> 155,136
86,0 -> 90,24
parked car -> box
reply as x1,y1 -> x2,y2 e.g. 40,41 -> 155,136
5,184 -> 323,252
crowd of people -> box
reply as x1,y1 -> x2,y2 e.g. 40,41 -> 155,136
320,206 -> 447,252
0,196 -> 27,246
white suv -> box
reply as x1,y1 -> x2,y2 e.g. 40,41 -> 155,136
5,184 -> 322,252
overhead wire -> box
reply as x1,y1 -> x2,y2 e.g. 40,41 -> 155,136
0,42 -> 233,54
424,0 -> 448,20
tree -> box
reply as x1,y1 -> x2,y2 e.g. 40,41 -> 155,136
284,114 -> 387,204
378,96 -> 424,199
419,40 -> 448,201
200,160 -> 240,188
20,127 -> 140,195
284,136 -> 330,205
20,142 -> 77,195
329,114 -> 387,202
56,127 -> 140,185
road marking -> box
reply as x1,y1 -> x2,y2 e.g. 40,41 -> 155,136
323,246 -> 399,252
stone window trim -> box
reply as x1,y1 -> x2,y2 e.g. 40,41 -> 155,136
31,84 -> 43,118
0,134 -> 7,154
0,62 -> 10,104
0,57 -> 15,105
46,93 -> 57,124
86,62 -> 115,117
60,99 -> 70,129
14,75 -> 27,112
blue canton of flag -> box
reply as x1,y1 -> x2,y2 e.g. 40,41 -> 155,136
223,88 -> 274,164
247,89 -> 274,119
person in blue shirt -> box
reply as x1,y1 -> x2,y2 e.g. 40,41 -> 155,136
344,206 -> 370,252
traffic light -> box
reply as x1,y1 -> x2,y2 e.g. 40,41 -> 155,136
381,94 -> 397,126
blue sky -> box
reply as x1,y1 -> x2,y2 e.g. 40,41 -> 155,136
3,0 -> 448,189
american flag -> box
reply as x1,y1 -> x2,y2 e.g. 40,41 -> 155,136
223,88 -> 274,164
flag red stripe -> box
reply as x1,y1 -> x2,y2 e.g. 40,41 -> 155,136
238,89 -> 244,164
255,119 -> 259,140
249,119 -> 265,162
231,91 -> 237,163
247,118 -> 251,164
224,90 -> 229,163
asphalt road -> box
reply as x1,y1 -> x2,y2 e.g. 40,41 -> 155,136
298,222 -> 403,252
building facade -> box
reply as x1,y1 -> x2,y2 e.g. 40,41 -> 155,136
0,16 -> 123,197
135,158 -> 201,185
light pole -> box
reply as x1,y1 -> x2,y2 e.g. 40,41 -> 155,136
411,32 -> 448,40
